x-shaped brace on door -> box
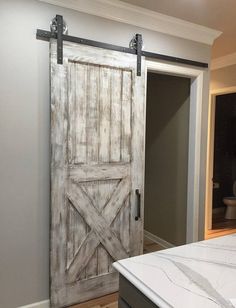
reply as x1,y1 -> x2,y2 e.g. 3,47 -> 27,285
66,178 -> 130,282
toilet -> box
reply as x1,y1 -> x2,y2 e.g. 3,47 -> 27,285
223,181 -> 236,219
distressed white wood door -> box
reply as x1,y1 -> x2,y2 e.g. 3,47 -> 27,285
50,40 -> 146,307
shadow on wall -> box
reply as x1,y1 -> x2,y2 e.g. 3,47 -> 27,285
144,72 -> 190,246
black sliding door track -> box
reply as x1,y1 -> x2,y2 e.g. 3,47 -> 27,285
36,16 -> 208,71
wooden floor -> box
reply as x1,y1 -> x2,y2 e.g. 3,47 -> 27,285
69,293 -> 118,308
68,237 -> 164,308
143,236 -> 165,253
212,215 -> 236,230
205,211 -> 236,239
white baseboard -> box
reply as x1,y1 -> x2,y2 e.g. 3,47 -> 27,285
18,233 -> 173,308
18,300 -> 50,308
144,230 -> 175,249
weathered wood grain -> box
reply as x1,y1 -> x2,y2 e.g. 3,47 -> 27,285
59,273 -> 119,307
121,70 -> 132,162
66,202 -> 87,270
68,62 -> 76,164
75,62 -> 87,164
50,54 -> 68,307
50,40 -> 146,307
66,200 -> 88,281
97,244 -> 110,275
66,227 -> 98,275
66,178 -> 130,281
120,197 -> 130,253
110,69 -> 122,162
86,248 -> 98,279
129,59 -> 146,256
69,164 -> 130,181
87,65 -> 99,164
99,67 -> 111,162
68,62 -> 133,166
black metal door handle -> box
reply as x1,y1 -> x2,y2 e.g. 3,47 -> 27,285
135,189 -> 141,221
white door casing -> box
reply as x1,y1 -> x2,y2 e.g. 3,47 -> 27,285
50,40 -> 146,307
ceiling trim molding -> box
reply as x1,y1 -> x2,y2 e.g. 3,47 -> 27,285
38,0 -> 222,45
211,52 -> 236,71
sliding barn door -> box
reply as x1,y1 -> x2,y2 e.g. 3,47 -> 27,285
50,40 -> 146,307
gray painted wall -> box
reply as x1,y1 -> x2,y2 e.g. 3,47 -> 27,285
211,65 -> 236,90
144,73 -> 190,246
0,0 -> 211,306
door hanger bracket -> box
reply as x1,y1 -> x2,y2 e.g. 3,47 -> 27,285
130,34 -> 143,76
50,15 -> 68,64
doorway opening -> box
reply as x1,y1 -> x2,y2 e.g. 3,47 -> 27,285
142,60 -> 205,251
206,89 -> 236,239
143,71 -> 191,253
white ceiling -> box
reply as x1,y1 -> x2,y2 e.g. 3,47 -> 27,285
122,0 -> 236,59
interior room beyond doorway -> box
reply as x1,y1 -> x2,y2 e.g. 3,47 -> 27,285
144,72 -> 191,252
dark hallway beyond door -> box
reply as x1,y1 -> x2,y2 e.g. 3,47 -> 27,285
212,93 -> 236,230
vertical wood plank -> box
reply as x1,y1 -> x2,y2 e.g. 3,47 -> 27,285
98,180 -> 119,212
121,70 -> 132,162
81,181 -> 98,209
75,63 -> 87,164
97,244 -> 109,275
66,202 -> 87,281
110,69 -> 122,162
110,203 -> 122,273
87,65 -> 99,164
82,181 -> 99,279
130,60 -> 146,256
99,67 -> 111,163
68,62 -> 76,164
50,55 -> 68,307
86,249 -> 98,279
120,196 -> 130,254
74,210 -> 87,280
109,212 -> 122,273
66,203 -> 75,268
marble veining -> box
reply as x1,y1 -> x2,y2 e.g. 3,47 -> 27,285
113,234 -> 236,308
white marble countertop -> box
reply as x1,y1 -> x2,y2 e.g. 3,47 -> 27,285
113,234 -> 236,308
